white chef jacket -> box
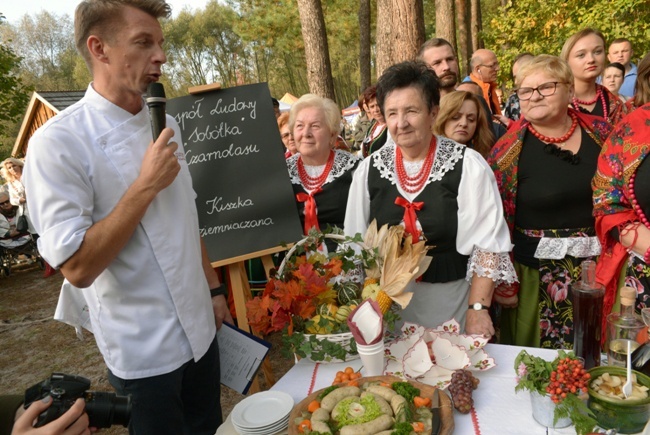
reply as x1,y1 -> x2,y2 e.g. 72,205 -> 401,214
24,84 -> 216,379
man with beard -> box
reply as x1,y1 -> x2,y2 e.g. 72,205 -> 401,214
417,38 -> 459,97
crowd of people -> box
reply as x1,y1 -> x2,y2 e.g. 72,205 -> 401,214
1,0 -> 649,432
276,27 -> 650,374
281,29 -> 648,352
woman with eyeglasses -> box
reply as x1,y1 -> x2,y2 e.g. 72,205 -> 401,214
560,28 -> 628,125
488,55 -> 613,349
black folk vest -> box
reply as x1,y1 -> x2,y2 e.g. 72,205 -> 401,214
367,146 -> 469,283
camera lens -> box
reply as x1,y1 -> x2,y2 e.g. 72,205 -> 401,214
84,391 -> 132,428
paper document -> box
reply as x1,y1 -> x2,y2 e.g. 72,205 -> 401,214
217,322 -> 272,394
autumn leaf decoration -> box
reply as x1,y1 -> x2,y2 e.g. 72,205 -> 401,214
245,232 -> 359,336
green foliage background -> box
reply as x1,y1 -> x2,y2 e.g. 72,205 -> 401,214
482,0 -> 650,90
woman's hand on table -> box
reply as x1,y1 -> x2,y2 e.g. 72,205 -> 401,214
465,309 -> 495,338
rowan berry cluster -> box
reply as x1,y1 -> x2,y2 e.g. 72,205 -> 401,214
546,357 -> 590,403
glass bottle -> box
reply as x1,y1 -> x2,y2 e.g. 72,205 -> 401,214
606,286 -> 646,367
572,260 -> 605,369
630,308 -> 650,375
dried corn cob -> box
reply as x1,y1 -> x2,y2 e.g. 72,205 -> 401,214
376,290 -> 393,314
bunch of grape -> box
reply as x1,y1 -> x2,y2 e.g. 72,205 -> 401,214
546,356 -> 590,403
448,369 -> 480,414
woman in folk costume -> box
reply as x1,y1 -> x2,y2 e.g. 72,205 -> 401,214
360,85 -> 390,157
345,61 -> 516,336
561,28 -> 628,125
489,55 -> 612,349
286,94 -> 360,249
593,96 -> 650,327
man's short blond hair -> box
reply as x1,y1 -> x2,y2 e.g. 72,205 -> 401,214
75,0 -> 171,71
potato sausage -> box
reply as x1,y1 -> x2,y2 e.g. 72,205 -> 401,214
311,420 -> 332,434
365,386 -> 397,402
311,408 -> 330,422
390,394 -> 408,421
339,414 -> 393,435
360,392 -> 393,417
321,386 -> 361,412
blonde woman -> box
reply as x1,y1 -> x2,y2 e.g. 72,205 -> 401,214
1,158 -> 31,230
1,157 -> 56,276
434,91 -> 495,158
287,94 -> 361,249
489,55 -> 612,348
560,28 -> 627,125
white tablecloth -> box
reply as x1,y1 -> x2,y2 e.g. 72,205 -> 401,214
217,343 -> 650,435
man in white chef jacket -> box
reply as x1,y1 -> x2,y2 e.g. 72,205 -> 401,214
23,1 -> 233,434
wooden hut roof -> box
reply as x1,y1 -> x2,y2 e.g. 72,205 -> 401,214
12,90 -> 85,158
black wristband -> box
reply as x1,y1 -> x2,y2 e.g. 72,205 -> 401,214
210,284 -> 228,298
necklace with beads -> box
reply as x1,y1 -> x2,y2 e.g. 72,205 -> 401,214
628,173 -> 650,228
297,150 -> 335,191
572,86 -> 608,122
527,111 -> 578,144
395,137 -> 436,194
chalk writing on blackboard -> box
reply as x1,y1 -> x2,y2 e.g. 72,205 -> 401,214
167,83 -> 302,262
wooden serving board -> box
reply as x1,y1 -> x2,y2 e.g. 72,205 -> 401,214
287,375 -> 454,435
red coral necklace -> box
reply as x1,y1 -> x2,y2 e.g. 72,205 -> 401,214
395,137 -> 437,194
572,86 -> 608,122
527,111 -> 578,144
297,150 -> 335,191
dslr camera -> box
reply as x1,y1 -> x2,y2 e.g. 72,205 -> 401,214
24,373 -> 131,428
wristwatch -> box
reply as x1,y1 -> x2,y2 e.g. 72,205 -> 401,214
469,302 -> 489,311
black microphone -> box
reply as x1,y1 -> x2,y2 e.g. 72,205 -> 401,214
146,82 -> 166,141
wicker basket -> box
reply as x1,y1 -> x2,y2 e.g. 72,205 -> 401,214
279,232 -> 368,363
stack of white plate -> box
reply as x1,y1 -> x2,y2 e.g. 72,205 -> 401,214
231,391 -> 294,435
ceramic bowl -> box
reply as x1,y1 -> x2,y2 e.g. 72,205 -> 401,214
587,366 -> 650,434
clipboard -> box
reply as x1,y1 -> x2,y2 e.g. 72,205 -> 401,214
217,322 -> 272,394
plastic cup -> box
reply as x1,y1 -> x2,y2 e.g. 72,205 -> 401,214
356,340 -> 385,377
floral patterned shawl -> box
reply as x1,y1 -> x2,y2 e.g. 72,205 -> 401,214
601,84 -> 629,126
593,103 -> 650,329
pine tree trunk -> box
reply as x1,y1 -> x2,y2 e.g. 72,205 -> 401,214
455,0 -> 470,77
375,0 -> 393,77
470,0 -> 483,51
377,0 -> 425,77
296,0 -> 335,99
435,0 -> 456,51
359,0 -> 371,93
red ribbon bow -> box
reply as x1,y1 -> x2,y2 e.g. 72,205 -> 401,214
394,196 -> 424,241
296,188 -> 323,234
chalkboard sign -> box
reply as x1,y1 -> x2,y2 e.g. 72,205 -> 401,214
167,83 -> 303,263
